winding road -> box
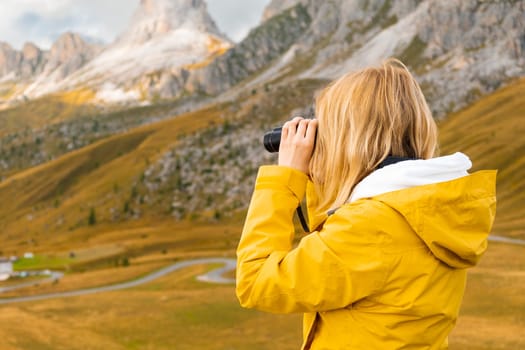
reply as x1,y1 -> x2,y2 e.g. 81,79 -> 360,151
0,257 -> 236,305
488,234 -> 525,246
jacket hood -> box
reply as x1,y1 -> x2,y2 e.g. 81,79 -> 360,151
351,153 -> 497,268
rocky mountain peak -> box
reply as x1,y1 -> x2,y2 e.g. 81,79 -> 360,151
0,41 -> 13,50
21,42 -> 41,61
48,32 -> 94,65
117,0 -> 226,46
0,42 -> 20,77
262,0 -> 303,22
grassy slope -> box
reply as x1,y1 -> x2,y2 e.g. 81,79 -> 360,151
0,90 -> 100,136
0,94 -> 195,181
1,76 -> 521,257
438,77 -> 525,239
0,78 -> 324,257
0,103 -> 225,255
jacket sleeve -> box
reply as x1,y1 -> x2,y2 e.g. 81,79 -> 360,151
236,165 -> 389,314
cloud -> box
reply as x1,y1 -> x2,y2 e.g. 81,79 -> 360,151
207,0 -> 271,42
14,11 -> 79,47
0,0 -> 138,49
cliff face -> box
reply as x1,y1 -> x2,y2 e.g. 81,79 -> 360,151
305,0 -> 525,117
0,42 -> 21,78
19,33 -> 102,100
0,33 -> 97,84
45,33 -> 99,77
19,43 -> 47,78
185,4 -> 312,95
202,0 -> 523,118
136,3 -> 312,101
261,0 -> 306,22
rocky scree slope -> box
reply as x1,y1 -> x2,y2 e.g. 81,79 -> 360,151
136,80 -> 320,221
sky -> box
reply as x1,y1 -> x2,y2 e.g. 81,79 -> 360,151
0,0 -> 271,50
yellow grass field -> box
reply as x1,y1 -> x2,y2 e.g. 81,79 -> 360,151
0,240 -> 523,350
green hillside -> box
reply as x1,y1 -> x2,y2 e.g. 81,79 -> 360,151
439,77 -> 525,239
0,76 -> 523,258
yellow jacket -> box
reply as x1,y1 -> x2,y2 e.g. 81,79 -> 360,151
236,160 -> 496,349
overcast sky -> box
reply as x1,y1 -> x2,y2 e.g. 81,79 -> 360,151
0,0 -> 271,50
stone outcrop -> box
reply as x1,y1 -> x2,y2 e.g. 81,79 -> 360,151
20,42 -> 46,78
262,0 -> 306,22
150,3 -> 312,100
183,3 -> 312,95
44,32 -> 100,80
0,33 -> 97,84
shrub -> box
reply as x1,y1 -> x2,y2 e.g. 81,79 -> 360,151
88,208 -> 96,225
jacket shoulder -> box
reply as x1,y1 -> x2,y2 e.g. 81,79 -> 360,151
328,200 -> 425,252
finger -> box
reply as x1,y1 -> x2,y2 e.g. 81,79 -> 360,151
305,119 -> 318,142
296,119 -> 309,139
288,117 -> 303,132
281,122 -> 290,139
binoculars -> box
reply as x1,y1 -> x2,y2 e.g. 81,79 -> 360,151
263,127 -> 283,153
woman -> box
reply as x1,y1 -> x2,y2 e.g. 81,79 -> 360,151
236,58 -> 497,349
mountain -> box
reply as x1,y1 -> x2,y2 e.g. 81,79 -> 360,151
0,32 -> 99,83
117,0 -> 226,45
2,0 -> 522,115
0,0 -> 231,106
0,41 -> 47,79
0,0 -> 523,247
46,0 -> 231,103
183,0 -> 525,118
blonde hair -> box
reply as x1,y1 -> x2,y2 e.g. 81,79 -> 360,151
309,58 -> 438,212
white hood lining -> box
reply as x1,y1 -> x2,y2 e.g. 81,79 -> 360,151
349,152 -> 472,203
